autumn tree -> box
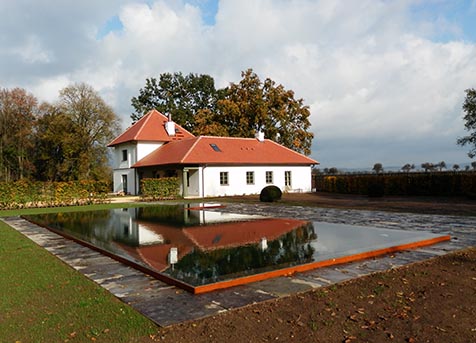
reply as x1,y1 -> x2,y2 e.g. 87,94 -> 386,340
0,87 -> 38,181
131,73 -> 223,131
131,69 -> 314,155
203,69 -> 314,155
34,103 -> 78,181
42,83 -> 121,180
457,88 -> 476,158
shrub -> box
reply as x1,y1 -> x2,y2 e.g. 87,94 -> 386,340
367,180 -> 385,198
140,177 -> 180,200
260,185 -> 282,202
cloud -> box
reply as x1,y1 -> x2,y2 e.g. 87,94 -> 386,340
1,0 -> 475,168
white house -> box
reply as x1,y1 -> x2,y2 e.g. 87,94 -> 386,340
108,110 -> 318,197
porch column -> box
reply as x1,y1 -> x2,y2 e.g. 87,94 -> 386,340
182,169 -> 188,197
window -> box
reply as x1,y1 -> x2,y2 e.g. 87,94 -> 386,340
285,171 -> 292,187
210,143 -> 222,152
220,171 -> 228,185
265,171 -> 273,184
121,149 -> 127,161
246,171 -> 254,185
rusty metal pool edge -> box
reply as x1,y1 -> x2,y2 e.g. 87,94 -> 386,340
192,234 -> 451,294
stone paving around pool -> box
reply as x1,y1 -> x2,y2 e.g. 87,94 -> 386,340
2,203 -> 475,327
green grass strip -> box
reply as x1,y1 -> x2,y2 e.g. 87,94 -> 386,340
0,220 -> 157,342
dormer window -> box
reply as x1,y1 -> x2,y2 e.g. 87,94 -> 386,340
122,149 -> 128,161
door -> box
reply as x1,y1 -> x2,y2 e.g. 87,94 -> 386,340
122,174 -> 128,194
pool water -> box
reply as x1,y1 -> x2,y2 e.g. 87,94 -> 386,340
24,205 -> 449,293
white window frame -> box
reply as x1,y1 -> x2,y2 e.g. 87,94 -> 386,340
265,171 -> 273,184
285,170 -> 292,187
220,171 -> 229,186
246,171 -> 254,185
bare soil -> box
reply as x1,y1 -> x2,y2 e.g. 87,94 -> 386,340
142,194 -> 476,343
226,192 -> 476,216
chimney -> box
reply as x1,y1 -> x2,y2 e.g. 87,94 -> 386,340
165,113 -> 175,136
256,130 -> 265,142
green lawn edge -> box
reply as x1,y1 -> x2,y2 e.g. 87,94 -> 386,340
0,211 -> 158,342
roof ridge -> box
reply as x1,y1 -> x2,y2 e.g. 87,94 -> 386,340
180,136 -> 201,163
135,110 -> 159,140
200,135 -> 258,141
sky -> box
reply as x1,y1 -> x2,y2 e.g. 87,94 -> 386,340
1,0 -> 476,169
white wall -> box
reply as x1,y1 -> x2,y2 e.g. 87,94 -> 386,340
137,142 -> 163,160
112,168 -> 137,194
111,142 -> 163,195
202,165 -> 312,197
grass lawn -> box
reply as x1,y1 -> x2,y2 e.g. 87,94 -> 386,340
0,204 -> 159,343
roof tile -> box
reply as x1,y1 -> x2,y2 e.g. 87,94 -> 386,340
133,136 -> 317,167
107,109 -> 194,146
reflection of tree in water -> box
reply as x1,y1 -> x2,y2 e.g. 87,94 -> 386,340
25,210 -> 118,249
137,205 -> 186,226
165,222 -> 316,286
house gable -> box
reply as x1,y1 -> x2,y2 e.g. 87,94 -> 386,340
107,109 -> 194,147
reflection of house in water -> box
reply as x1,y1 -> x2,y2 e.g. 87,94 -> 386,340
109,206 -> 313,273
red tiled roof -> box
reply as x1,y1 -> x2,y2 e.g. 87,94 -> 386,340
116,218 -> 309,271
107,109 -> 194,146
133,136 -> 317,167
183,218 -> 308,250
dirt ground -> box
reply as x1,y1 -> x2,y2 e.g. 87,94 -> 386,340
226,191 -> 476,216
143,193 -> 476,343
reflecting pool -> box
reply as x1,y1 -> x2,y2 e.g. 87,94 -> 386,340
24,205 -> 449,293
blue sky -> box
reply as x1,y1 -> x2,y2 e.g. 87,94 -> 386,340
1,0 -> 476,169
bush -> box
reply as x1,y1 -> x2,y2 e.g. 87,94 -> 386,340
314,171 -> 476,197
0,180 -> 110,210
367,180 -> 385,198
140,177 -> 180,200
260,185 -> 282,202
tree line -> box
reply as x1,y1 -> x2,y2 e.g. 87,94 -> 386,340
1,69 -> 314,183
317,161 -> 476,175
0,84 -> 120,182
131,69 -> 314,156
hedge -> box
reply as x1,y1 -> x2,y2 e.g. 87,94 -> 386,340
0,180 -> 110,210
140,177 -> 180,200
315,172 -> 476,197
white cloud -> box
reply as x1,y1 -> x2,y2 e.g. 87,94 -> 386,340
1,0 -> 475,167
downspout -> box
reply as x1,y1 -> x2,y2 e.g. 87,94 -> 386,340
202,164 -> 207,198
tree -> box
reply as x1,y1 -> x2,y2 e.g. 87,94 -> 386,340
471,161 -> 476,170
453,164 -> 460,172
34,103 -> 78,181
131,69 -> 314,155
131,73 -> 223,132
421,162 -> 435,172
199,69 -> 314,155
401,163 -> 415,173
54,83 -> 121,180
372,163 -> 383,174
457,88 -> 476,158
438,161 -> 446,171
0,87 -> 38,181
